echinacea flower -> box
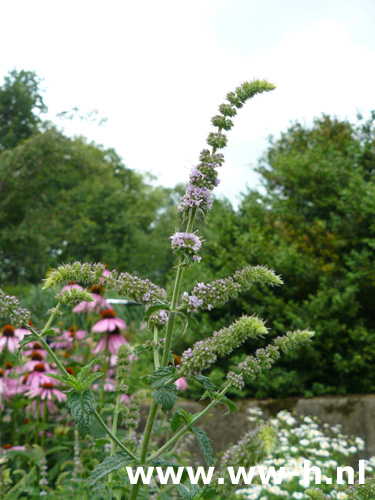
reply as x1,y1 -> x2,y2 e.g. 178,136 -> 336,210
0,324 -> 25,353
26,382 -> 66,402
92,309 -> 126,333
61,282 -> 83,293
174,377 -> 188,391
73,285 -> 110,313
23,362 -> 55,388
50,326 -> 87,349
1,444 -> 26,454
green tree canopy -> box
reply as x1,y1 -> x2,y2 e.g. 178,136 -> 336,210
180,113 -> 375,398
0,69 -> 47,150
0,127 -> 180,284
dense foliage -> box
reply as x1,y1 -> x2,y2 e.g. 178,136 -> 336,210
181,113 -> 375,398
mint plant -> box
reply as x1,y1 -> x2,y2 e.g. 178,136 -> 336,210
0,80 -> 316,500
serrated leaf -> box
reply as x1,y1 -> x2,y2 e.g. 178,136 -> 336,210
147,365 -> 175,388
67,389 -> 95,439
192,374 -> 216,393
86,451 -> 135,488
176,481 -> 201,500
152,386 -> 178,413
94,438 -> 111,448
76,358 -> 99,383
81,371 -> 104,390
191,426 -> 213,466
220,397 -> 238,415
45,372 -> 76,388
170,409 -> 190,432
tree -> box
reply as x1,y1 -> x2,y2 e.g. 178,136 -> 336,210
181,113 -> 375,398
0,69 -> 47,150
0,127 -> 180,284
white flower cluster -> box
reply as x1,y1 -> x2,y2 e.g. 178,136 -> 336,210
238,408 -> 372,500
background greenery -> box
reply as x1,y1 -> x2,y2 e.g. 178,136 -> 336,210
1,70 -> 374,399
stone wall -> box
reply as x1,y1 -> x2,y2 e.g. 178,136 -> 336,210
140,394 -> 375,461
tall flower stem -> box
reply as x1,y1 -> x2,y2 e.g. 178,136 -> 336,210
147,385 -> 230,462
108,392 -> 122,500
153,326 -> 160,369
128,208 -> 197,500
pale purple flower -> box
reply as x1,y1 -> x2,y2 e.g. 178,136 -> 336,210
170,232 -> 202,254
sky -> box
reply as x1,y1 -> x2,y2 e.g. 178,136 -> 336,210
1,0 -> 375,207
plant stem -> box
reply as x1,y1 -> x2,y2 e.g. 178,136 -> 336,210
93,408 -> 137,461
109,392 -> 122,498
128,209 -> 197,500
153,326 -> 160,369
147,385 -> 230,462
40,399 -> 48,448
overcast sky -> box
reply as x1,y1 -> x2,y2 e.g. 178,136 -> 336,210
1,0 -> 374,206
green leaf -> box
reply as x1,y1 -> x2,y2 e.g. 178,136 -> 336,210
147,365 -> 175,388
67,389 -> 95,439
170,409 -> 189,432
81,371 -> 104,390
40,328 -> 57,338
94,438 -> 111,448
144,303 -> 170,321
192,374 -> 216,393
86,451 -> 135,489
76,358 -> 99,383
45,372 -> 76,388
176,481 -> 201,500
220,397 -> 238,415
152,386 -> 178,413
191,426 -> 213,466
15,333 -> 40,360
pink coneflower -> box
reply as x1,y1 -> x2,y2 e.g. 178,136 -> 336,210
100,268 -> 111,284
61,282 -> 83,293
26,382 -> 66,402
92,310 -> 128,355
73,284 -> 110,314
2,444 -> 26,454
174,377 -> 188,391
92,333 -> 128,355
92,309 -> 126,333
50,326 -> 87,349
22,341 -> 46,358
0,324 -> 24,353
23,362 -> 55,388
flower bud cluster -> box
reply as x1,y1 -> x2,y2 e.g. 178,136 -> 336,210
124,390 -> 147,430
229,329 -> 314,386
180,315 -> 267,375
170,232 -> 203,262
148,310 -> 169,329
115,344 -> 132,393
181,265 -> 282,313
0,289 -> 30,327
56,288 -> 94,305
212,423 -> 278,494
43,262 -> 107,289
178,150 -> 224,214
39,455 -> 49,496
111,272 -> 167,308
